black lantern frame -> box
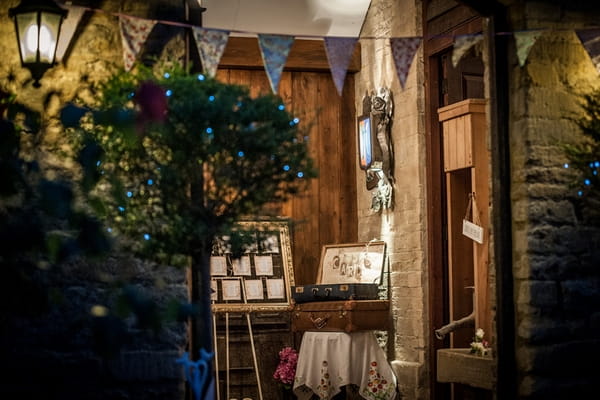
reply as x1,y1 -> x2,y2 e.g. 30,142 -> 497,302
9,0 -> 67,87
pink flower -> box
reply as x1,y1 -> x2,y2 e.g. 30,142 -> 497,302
273,346 -> 298,386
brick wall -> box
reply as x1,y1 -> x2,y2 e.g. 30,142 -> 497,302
506,2 -> 600,398
354,1 -> 429,399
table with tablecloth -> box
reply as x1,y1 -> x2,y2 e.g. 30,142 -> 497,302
293,331 -> 397,400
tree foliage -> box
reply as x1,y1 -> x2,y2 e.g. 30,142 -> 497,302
64,63 -> 316,265
565,91 -> 600,223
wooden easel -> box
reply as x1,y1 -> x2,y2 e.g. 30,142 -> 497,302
212,279 -> 264,400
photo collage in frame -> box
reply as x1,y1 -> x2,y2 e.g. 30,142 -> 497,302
210,219 -> 295,313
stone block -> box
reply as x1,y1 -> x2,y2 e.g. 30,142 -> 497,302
516,280 -> 558,307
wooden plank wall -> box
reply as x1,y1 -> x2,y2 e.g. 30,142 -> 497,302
215,39 -> 358,285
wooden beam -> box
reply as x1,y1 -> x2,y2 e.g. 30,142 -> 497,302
219,37 -> 361,72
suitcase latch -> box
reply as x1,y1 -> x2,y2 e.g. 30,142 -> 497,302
309,313 -> 330,329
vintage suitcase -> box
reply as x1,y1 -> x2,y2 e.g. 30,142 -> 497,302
291,241 -> 387,303
291,283 -> 380,303
291,300 -> 390,333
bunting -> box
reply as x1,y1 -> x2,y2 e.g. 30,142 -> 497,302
324,37 -> 359,96
452,34 -> 484,67
390,37 -> 422,89
514,30 -> 543,67
257,34 -> 295,94
576,29 -> 600,74
119,15 -> 157,71
192,27 -> 230,78
51,5 -> 600,90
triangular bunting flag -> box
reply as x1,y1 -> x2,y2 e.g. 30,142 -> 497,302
258,34 -> 294,94
324,37 -> 358,96
576,29 -> 600,74
192,27 -> 230,78
452,34 -> 483,67
390,37 -> 422,89
55,4 -> 86,62
119,15 -> 156,71
514,30 -> 543,67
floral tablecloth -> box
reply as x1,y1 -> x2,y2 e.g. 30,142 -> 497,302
293,331 -> 397,400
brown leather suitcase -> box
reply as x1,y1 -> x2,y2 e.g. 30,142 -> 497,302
291,300 -> 390,333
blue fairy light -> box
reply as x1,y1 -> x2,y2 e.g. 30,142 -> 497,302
147,179 -> 154,185
143,233 -> 151,241
96,160 -> 101,167
595,161 -> 600,168
297,171 -> 304,178
283,164 -> 290,171
197,74 -> 205,81
107,227 -> 113,233
236,101 -> 243,108
206,127 -> 213,134
563,163 -> 569,168
584,179 -> 591,185
278,104 -> 285,111
118,206 -> 125,212
126,191 -> 133,198
594,170 -> 598,176
209,95 -> 215,102
289,121 -> 294,126
164,72 -> 171,79
293,117 -> 300,124
238,151 -> 245,157
166,89 -> 173,97
589,162 -> 594,168
128,92 -> 135,99
578,190 -> 583,196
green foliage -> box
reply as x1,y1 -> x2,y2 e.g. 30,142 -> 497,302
565,91 -> 600,223
0,91 -> 110,318
65,64 -> 316,265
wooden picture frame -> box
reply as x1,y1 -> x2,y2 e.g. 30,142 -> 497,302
317,241 -> 387,285
210,218 -> 295,313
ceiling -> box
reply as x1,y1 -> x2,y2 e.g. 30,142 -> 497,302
201,0 -> 372,38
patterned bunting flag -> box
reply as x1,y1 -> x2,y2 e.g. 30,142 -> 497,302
55,4 -> 86,62
119,15 -> 156,71
390,37 -> 422,89
324,37 -> 358,96
192,27 -> 230,78
452,34 -> 483,67
258,34 -> 295,94
576,29 -> 600,74
514,30 -> 543,67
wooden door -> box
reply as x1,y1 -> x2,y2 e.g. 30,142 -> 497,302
216,38 -> 359,286
424,1 -> 485,399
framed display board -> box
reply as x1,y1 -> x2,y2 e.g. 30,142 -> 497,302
317,241 -> 387,285
210,219 -> 295,313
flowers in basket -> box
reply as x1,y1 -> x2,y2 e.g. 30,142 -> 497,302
273,346 -> 299,389
470,328 -> 490,356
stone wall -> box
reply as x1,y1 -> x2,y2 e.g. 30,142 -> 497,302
0,1 -> 189,399
354,1 -> 429,398
505,1 -> 600,398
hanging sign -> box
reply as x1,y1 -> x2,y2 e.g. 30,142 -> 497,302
462,193 -> 484,244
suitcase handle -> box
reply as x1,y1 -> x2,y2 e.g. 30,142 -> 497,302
311,287 -> 332,298
309,313 -> 330,329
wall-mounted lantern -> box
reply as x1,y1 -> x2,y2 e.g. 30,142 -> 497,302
9,0 -> 68,87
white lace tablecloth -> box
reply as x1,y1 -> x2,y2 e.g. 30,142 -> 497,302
293,331 -> 397,400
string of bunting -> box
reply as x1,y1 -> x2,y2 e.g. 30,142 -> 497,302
59,3 -> 600,95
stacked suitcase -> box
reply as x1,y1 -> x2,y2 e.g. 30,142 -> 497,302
291,241 -> 389,333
